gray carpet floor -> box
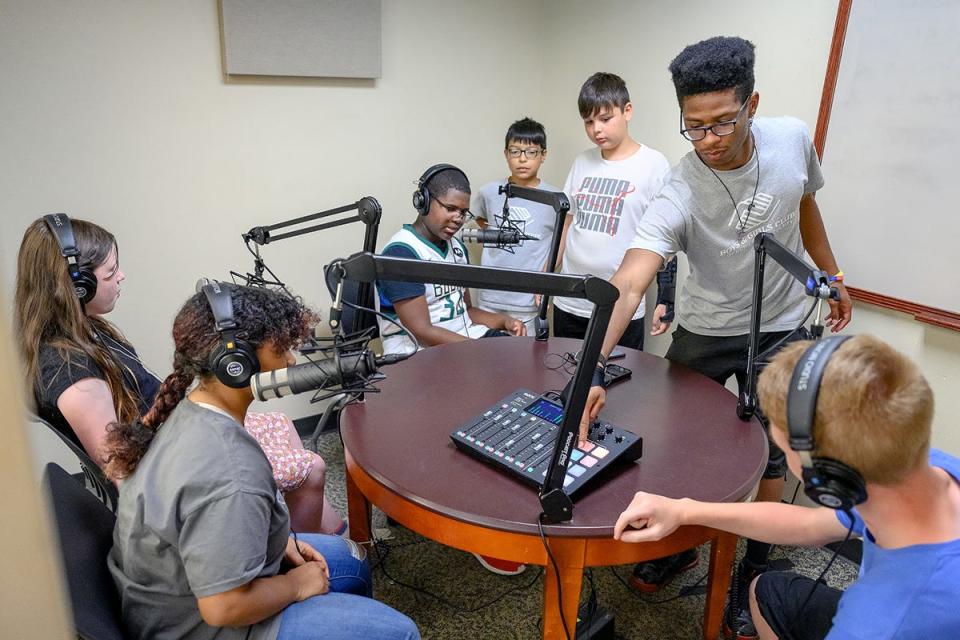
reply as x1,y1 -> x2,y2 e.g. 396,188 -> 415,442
313,431 -> 859,640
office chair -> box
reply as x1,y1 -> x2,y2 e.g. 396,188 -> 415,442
296,266 -> 382,450
44,462 -> 125,640
28,410 -> 118,513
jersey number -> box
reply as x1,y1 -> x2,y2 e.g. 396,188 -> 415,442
440,292 -> 465,321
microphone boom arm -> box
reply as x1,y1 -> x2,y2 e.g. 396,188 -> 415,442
242,196 -> 383,336
738,233 -> 839,421
498,183 -> 571,341
244,197 -> 383,246
328,252 -> 617,522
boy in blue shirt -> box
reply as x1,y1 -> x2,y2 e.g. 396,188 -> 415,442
614,335 -> 960,640
473,117 -> 559,333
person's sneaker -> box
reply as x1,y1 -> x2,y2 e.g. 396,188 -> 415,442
722,558 -> 766,640
629,548 -> 700,593
724,607 -> 757,640
472,553 -> 527,576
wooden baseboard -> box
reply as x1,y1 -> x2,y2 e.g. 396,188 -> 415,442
846,286 -> 960,332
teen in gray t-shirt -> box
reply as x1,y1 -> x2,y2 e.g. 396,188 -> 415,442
630,116 -> 823,336
585,37 -> 851,637
473,179 -> 559,314
106,284 -> 418,640
109,399 -> 288,640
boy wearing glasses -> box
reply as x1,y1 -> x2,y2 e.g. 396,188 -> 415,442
578,37 -> 852,637
554,72 -> 674,350
377,164 -> 526,358
472,117 -> 559,333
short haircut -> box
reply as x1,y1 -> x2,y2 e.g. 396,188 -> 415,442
505,117 -> 547,150
668,36 -> 756,105
426,166 -> 471,199
758,335 -> 934,486
578,72 -> 630,119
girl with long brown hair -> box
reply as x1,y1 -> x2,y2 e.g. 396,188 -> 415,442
15,215 -> 344,534
16,215 -> 155,462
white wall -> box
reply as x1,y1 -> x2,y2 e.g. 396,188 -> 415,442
536,0 -> 839,354
846,306 -> 960,455
0,0 -> 545,419
2,0 -> 958,454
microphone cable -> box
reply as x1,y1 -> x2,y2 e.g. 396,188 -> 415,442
784,514 -> 856,638
370,535 -> 543,615
756,296 -> 819,365
340,298 -> 422,355
538,513 -> 572,640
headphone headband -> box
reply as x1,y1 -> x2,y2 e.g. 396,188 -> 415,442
787,335 -> 851,451
412,163 -> 468,215
200,281 -> 239,333
197,279 -> 259,388
43,214 -> 81,260
785,335 -> 866,510
417,163 -> 467,190
42,213 -> 98,305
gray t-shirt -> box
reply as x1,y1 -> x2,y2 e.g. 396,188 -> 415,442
109,400 -> 288,640
629,116 -> 825,336
472,179 -> 559,313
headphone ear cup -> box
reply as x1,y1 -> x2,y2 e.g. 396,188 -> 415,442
412,184 -> 429,216
209,341 -> 260,389
71,267 -> 98,305
802,457 -> 867,511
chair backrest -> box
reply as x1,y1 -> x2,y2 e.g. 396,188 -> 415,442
44,462 -> 125,640
28,410 -> 118,512
324,263 -> 379,338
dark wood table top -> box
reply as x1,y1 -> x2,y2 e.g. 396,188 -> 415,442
341,336 -> 767,537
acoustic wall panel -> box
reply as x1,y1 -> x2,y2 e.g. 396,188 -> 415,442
221,0 -> 381,78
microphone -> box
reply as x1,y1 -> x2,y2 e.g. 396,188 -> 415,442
460,227 -> 538,247
252,349 -> 380,401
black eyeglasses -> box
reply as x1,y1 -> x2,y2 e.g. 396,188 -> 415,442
506,147 -> 543,159
680,99 -> 750,141
432,197 -> 473,221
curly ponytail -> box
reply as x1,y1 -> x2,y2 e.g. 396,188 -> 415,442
104,363 -> 196,479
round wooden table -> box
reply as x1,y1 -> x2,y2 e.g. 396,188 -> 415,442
342,337 -> 767,639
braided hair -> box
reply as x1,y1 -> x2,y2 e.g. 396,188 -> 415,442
104,285 -> 318,479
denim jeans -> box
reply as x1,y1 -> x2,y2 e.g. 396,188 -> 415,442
277,534 -> 419,640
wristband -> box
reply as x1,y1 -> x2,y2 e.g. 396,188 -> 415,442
575,350 -> 607,369
660,302 -> 675,323
591,366 -> 605,387
828,270 -> 844,283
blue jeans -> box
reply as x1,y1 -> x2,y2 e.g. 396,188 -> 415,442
277,534 -> 419,640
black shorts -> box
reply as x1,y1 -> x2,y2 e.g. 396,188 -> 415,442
754,571 -> 842,640
665,325 -> 811,479
554,306 -> 645,351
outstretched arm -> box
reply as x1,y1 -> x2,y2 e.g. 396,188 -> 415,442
578,248 -> 664,443
614,492 -> 851,548
799,193 -> 852,332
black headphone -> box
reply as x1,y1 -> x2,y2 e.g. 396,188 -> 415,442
786,335 -> 867,511
412,164 -> 468,216
199,280 -> 260,389
43,213 -> 98,305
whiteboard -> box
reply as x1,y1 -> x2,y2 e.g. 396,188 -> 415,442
817,0 -> 960,312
